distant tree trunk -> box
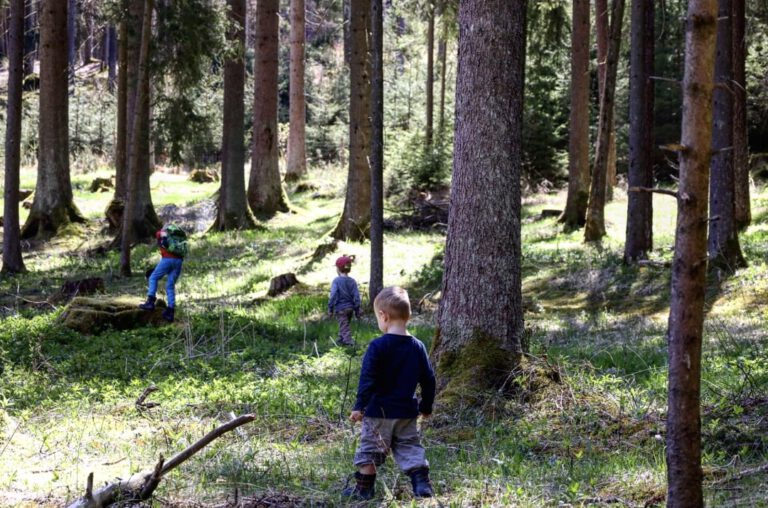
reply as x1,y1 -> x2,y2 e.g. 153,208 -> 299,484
624,0 -> 655,261
708,0 -> 745,271
425,4 -> 434,151
83,6 -> 93,63
2,0 -> 27,274
23,0 -> 35,77
331,0 -> 371,241
732,0 -> 749,230
666,2 -> 717,506
370,0 -> 384,302
67,0 -> 76,82
107,24 -> 117,91
595,0 -> 617,201
559,0 -> 590,228
22,0 -> 84,240
585,0 -> 624,242
285,0 -> 307,182
248,0 -> 289,216
107,18 -> 129,230
213,0 -> 257,231
437,20 -> 448,140
120,0 -> 157,277
434,0 -> 525,397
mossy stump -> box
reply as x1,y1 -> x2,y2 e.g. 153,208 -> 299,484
61,296 -> 169,335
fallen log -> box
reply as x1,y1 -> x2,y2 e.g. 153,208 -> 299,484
66,413 -> 256,508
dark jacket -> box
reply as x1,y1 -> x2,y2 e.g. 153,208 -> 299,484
353,333 -> 436,419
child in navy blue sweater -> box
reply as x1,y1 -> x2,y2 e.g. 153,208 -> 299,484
342,286 -> 436,500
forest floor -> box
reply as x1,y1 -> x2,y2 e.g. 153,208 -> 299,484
1,165 -> 767,507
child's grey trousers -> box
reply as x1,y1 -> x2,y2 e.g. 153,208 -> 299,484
353,417 -> 429,472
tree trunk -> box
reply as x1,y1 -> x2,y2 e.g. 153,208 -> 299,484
285,0 -> 307,182
67,0 -> 76,82
120,0 -> 157,277
212,0 -> 257,231
666,3 -> 717,506
433,0 -> 525,399
594,0 -> 617,201
248,0 -> 289,216
83,6 -> 93,63
107,25 -> 118,91
559,0 -> 590,229
732,0 -> 749,230
22,0 -> 84,240
2,0 -> 27,274
437,20 -> 448,140
708,0 -> 746,271
585,0 -> 624,242
425,4 -> 434,151
107,18 -> 129,230
624,0 -> 655,261
369,0 -> 384,303
331,0 -> 372,241
23,0 -> 36,78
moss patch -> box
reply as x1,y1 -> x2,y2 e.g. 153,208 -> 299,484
61,296 -> 169,334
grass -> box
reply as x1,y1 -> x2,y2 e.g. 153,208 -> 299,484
1,167 -> 768,507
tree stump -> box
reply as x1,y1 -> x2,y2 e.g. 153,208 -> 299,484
188,169 -> 219,183
267,273 -> 299,297
60,277 -> 106,298
61,296 -> 169,334
89,177 -> 114,192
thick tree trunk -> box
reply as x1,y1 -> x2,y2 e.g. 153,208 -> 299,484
559,0 -> 590,229
120,0 -> 157,277
666,3 -> 717,506
369,0 -> 384,302
434,0 -> 525,399
585,0 -> 625,242
595,0 -> 617,201
425,4 -> 434,151
213,0 -> 257,231
331,0 -> 372,241
285,0 -> 307,182
248,0 -> 289,216
2,0 -> 27,274
22,0 -> 84,240
708,0 -> 746,271
732,0 -> 749,230
624,0 -> 655,261
107,25 -> 117,91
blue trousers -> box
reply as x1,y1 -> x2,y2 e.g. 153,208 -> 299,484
147,257 -> 183,308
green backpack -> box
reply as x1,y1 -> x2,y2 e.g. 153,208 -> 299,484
162,224 -> 189,258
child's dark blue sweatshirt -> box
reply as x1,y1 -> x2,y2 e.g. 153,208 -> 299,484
353,333 -> 436,419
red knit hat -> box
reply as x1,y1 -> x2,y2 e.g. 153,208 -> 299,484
335,255 -> 355,270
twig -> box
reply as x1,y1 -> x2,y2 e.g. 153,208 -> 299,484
710,463 -> 768,486
135,384 -> 159,410
650,75 -> 681,85
139,455 -> 165,499
628,186 -> 678,198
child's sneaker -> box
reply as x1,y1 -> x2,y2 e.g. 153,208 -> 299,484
139,295 -> 157,311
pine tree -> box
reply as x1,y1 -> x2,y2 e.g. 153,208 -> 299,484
285,0 -> 308,182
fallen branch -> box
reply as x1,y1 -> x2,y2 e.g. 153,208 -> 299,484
67,413 -> 256,508
135,385 -> 159,410
709,463 -> 768,486
628,186 -> 679,198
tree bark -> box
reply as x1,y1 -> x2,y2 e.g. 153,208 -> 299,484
666,3 -> 717,506
285,0 -> 307,182
248,0 -> 289,216
331,0 -> 372,241
107,17 -> 129,230
595,0 -> 617,201
624,0 -> 655,261
434,0 -> 525,398
67,0 -> 76,82
425,4 -> 434,151
22,0 -> 85,240
2,0 -> 27,274
107,24 -> 117,91
437,19 -> 448,141
585,0 -> 625,242
120,0 -> 158,276
707,0 -> 746,271
732,0 -> 749,230
559,0 -> 590,228
22,0 -> 36,78
83,5 -> 93,63
212,0 -> 257,231
369,0 -> 383,303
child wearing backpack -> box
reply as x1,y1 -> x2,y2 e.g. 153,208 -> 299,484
138,224 -> 188,322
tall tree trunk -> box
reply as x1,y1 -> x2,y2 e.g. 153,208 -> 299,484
22,0 -> 84,240
425,4 -> 434,151
433,0 -> 525,397
107,24 -> 117,91
331,0 -> 371,240
370,0 -> 384,302
595,0 -> 617,201
248,0 -> 289,216
559,0 -> 590,228
107,17 -> 129,231
213,0 -> 257,231
285,0 -> 307,182
666,2 -> 717,505
22,0 -> 35,77
67,0 -> 76,82
83,5 -> 93,63
585,0 -> 625,242
437,19 -> 448,140
732,0 -> 749,230
624,0 -> 655,261
2,0 -> 27,274
708,0 -> 746,271
120,0 -> 156,277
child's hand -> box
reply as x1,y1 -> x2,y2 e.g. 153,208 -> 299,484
349,410 -> 363,422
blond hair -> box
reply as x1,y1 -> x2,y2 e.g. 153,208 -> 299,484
374,286 -> 411,321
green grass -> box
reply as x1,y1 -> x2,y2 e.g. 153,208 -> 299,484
1,170 -> 768,507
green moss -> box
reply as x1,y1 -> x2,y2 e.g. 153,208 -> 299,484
61,296 -> 169,334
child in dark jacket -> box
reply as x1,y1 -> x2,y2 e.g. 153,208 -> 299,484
138,226 -> 184,322
328,255 -> 362,346
342,286 -> 436,500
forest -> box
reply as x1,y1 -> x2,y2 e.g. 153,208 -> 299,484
0,0 -> 767,506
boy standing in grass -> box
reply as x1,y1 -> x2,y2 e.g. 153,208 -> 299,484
138,224 -> 187,323
328,255 -> 362,346
342,286 -> 436,500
